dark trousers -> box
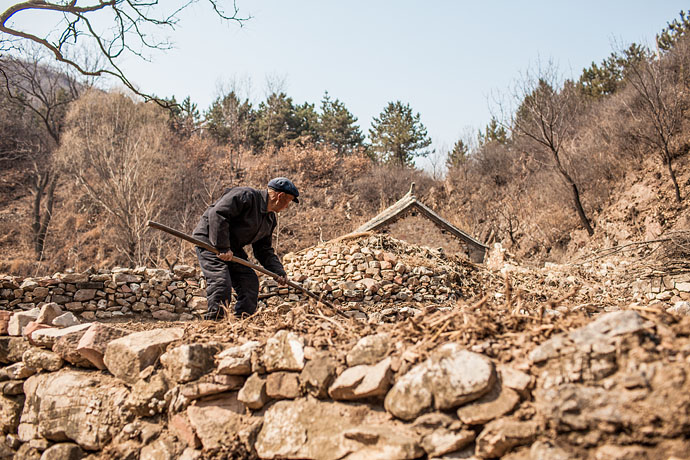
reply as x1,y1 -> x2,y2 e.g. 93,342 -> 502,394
196,247 -> 259,318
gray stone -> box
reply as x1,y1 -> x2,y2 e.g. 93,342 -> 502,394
124,373 -> 168,417
264,330 -> 305,372
266,371 -> 300,400
40,443 -> 84,460
568,310 -> 645,347
456,382 -> 520,425
103,328 -> 184,384
32,323 -> 92,349
51,312 -> 80,328
140,436 -> 175,460
474,418 -> 537,459
346,333 -> 390,366
52,328 -> 93,368
8,308 -> 39,336
187,395 -> 260,451
216,341 -> 260,375
21,370 -> 129,450
300,355 -> 337,398
238,373 -> 270,410
76,324 -> 130,370
73,289 -> 96,302
0,337 -> 31,364
35,303 -> 62,325
256,398 -> 423,460
385,344 -> 495,420
0,394 -> 23,433
667,301 -> 690,315
160,343 -> 220,383
329,357 -> 392,400
421,428 -> 475,458
22,348 -> 64,372
4,362 -> 37,379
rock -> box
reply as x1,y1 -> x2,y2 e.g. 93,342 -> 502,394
0,337 -> 31,364
667,301 -> 690,315
256,398 -> 423,460
76,324 -> 129,370
170,412 -> 201,448
266,372 -> 300,399
4,362 -> 37,379
456,382 -> 520,425
173,265 -> 196,278
51,312 -> 80,328
179,448 -> 202,460
1,380 -> 24,396
35,303 -> 62,325
103,328 -> 184,384
160,343 -> 220,383
187,394 -> 260,450
474,418 -> 537,459
22,348 -> 63,372
216,341 -> 260,375
73,289 -> 96,302
40,443 -> 84,460
140,436 -> 175,460
264,330 -> 305,372
346,333 -> 390,366
238,373 -> 270,410
32,323 -> 92,349
0,394 -> 23,433
124,373 -> 168,417
23,322 -> 53,344
52,329 -> 93,368
497,365 -> 532,397
385,344 -> 495,420
568,310 -> 645,347
8,308 -> 39,336
300,355 -> 337,398
328,357 -> 392,400
178,376 -> 244,401
421,428 -> 475,458
21,370 -> 129,450
530,441 -> 570,460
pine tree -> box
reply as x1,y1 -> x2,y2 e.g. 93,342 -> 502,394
446,139 -> 468,169
477,117 -> 507,145
317,91 -> 364,155
369,101 -> 432,166
577,44 -> 649,98
204,91 -> 253,148
251,92 -> 296,151
657,10 -> 690,52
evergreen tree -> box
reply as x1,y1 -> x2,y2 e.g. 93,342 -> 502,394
577,44 -> 649,98
251,92 -> 296,151
446,139 -> 469,169
369,101 -> 432,166
317,91 -> 364,155
293,101 -> 319,142
204,91 -> 253,148
657,10 -> 690,52
478,117 -> 508,145
167,96 -> 200,137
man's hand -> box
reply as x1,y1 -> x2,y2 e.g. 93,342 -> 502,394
218,251 -> 234,262
276,275 -> 288,286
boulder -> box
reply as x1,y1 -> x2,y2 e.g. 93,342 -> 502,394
35,303 -> 62,325
0,337 -> 31,364
420,427 -> 475,458
4,362 -> 37,380
256,398 -> 423,460
124,373 -> 168,417
216,341 -> 260,375
39,443 -> 84,460
76,324 -> 129,370
170,412 -> 201,449
178,376 -> 244,401
266,372 -> 300,400
103,328 -> 184,384
51,313 -> 80,328
385,344 -> 495,420
0,394 -> 23,433
32,324 -> 92,349
474,418 -> 538,458
140,436 -> 175,460
264,330 -> 305,372
238,373 -> 270,410
23,323 -> 53,345
456,382 -> 520,425
52,329 -> 93,368
187,394 -> 260,450
346,334 -> 390,366
8,308 -> 39,336
22,348 -> 63,372
300,355 -> 337,399
20,370 -> 129,450
160,343 -> 220,383
329,357 -> 392,400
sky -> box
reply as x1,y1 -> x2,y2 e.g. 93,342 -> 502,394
4,1 -> 689,169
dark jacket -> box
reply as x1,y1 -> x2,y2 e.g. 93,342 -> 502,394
193,187 -> 286,276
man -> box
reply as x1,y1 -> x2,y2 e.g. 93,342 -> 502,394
192,177 -> 299,320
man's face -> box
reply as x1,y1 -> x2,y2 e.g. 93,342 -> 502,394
274,192 -> 294,213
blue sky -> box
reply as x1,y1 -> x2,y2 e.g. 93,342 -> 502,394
5,1 -> 688,168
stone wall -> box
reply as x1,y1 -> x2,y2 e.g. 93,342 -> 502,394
0,309 -> 685,459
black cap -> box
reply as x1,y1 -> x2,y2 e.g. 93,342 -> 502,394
268,177 -> 299,203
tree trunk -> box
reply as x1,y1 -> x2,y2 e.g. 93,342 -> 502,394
664,148 -> 682,203
35,174 -> 57,260
551,151 -> 594,236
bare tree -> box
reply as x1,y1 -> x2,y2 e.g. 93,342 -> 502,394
0,1 -> 246,102
623,45 -> 686,203
0,48 -> 82,259
506,64 -> 595,235
57,91 -> 177,265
